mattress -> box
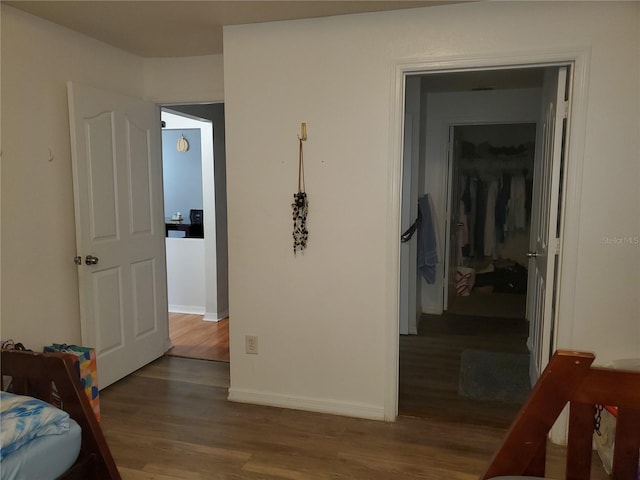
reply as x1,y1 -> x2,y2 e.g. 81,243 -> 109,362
0,418 -> 81,480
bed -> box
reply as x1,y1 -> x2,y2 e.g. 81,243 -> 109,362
1,349 -> 120,480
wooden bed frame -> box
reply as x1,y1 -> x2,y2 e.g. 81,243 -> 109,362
481,350 -> 640,479
1,349 -> 121,480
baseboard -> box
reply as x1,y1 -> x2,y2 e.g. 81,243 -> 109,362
228,387 -> 385,421
203,309 -> 229,322
168,304 -> 206,315
421,306 -> 443,315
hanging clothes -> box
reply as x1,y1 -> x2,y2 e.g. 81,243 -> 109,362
484,178 -> 499,257
417,194 -> 438,284
457,201 -> 469,249
468,176 -> 477,257
495,173 -> 511,243
506,174 -> 526,231
474,179 -> 486,258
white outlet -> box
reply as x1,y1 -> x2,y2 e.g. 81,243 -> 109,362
245,335 -> 258,355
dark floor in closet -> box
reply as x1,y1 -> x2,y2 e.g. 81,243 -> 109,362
398,312 -> 529,429
446,292 -> 526,319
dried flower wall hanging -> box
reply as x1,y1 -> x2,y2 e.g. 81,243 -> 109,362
292,135 -> 308,254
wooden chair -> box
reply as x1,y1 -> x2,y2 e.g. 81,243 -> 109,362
1,349 -> 121,480
481,350 -> 640,480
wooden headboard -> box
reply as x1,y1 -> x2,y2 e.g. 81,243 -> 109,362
1,349 -> 121,480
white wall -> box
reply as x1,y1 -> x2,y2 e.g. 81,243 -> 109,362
165,238 -> 205,314
1,1 -> 638,421
143,55 -> 224,104
224,1 -> 639,420
421,88 -> 542,314
0,6 -> 225,349
1,5 -> 144,348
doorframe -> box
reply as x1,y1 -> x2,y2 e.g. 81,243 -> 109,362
160,109 -> 214,317
385,47 -> 591,422
160,101 -> 229,323
443,119 -> 540,314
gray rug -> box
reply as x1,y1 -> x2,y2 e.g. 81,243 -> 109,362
458,350 -> 531,403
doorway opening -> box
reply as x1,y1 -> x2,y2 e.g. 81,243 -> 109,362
161,105 -> 230,363
398,64 -> 570,428
445,122 -> 536,320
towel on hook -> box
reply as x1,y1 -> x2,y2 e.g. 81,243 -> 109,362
417,194 -> 439,284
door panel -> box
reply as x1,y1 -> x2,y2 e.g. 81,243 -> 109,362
445,130 -> 462,311
94,267 -> 124,354
527,66 -> 568,383
68,82 -> 169,388
399,76 -> 421,335
127,119 -> 153,235
87,112 -> 118,240
399,114 -> 414,336
132,259 -> 157,338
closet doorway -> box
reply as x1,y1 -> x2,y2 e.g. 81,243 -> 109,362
445,123 -> 536,320
398,65 -> 571,425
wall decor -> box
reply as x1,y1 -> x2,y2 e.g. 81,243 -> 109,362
292,123 -> 308,254
176,134 -> 189,152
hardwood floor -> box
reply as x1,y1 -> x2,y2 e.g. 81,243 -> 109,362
446,292 -> 527,319
99,356 -> 608,480
399,313 -> 531,429
167,313 -> 229,362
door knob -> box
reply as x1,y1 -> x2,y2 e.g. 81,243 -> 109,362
85,255 -> 99,265
526,251 -> 538,258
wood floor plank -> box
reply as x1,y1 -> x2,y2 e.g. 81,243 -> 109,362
118,466 -> 204,480
100,356 -> 504,479
135,355 -> 230,388
167,313 -> 229,362
399,313 -> 530,428
100,336 -> 608,479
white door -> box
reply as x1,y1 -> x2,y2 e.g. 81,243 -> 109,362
399,76 -> 421,335
526,66 -> 569,383
444,129 -> 463,311
68,82 -> 169,388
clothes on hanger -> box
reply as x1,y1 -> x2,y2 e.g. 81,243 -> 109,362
417,194 -> 439,284
459,170 -> 530,260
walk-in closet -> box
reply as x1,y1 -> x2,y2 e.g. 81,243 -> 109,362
446,123 -> 536,319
